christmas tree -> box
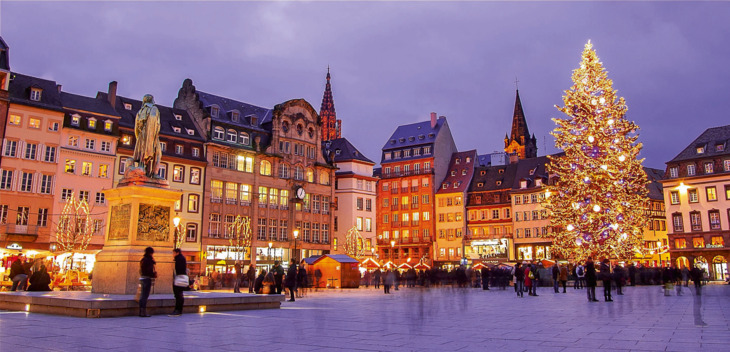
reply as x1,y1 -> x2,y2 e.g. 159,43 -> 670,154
546,41 -> 649,262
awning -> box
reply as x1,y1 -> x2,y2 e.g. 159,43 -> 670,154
397,263 -> 413,269
413,262 -> 431,270
360,258 -> 380,269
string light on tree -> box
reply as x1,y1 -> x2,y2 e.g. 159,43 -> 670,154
228,216 -> 253,266
343,226 -> 364,259
55,193 -> 95,270
546,40 -> 649,262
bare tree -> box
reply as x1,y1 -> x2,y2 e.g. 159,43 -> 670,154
55,193 -> 95,270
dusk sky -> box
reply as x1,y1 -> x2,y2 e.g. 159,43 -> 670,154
3,1 -> 729,169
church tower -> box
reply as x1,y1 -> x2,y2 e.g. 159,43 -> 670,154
504,89 -> 537,159
319,67 -> 341,142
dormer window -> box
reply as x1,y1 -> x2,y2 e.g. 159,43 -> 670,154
227,129 -> 237,143
418,135 -> 425,140
451,171 -> 456,176
174,114 -> 182,121
520,180 -> 528,189
477,182 -> 484,187
697,146 -> 705,154
335,149 -> 341,155
124,103 -> 132,110
173,126 -> 182,133
536,179 -> 543,187
717,144 -> 725,152
231,111 -> 240,122
249,115 -> 258,125
186,129 -> 195,136
408,137 -> 414,141
498,169 -> 504,174
428,133 -> 435,138
30,87 -> 42,101
529,168 -> 535,176
71,115 -> 81,126
390,139 -> 396,145
442,184 -> 448,189
480,171 -> 486,176
466,157 -> 471,163
496,181 -> 502,186
455,181 -> 461,187
211,106 -> 219,118
455,158 -> 461,164
399,138 -> 405,143
462,170 -> 467,176
88,118 -> 96,129
239,132 -> 250,145
104,120 -> 113,132
213,126 -> 224,140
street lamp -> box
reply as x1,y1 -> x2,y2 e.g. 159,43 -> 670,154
293,229 -> 299,262
268,242 -> 273,263
390,240 -> 395,269
173,215 -> 182,249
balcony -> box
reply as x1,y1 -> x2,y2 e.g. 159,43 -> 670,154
411,186 -> 419,192
380,168 -> 434,179
401,187 -> 408,193
211,197 -> 222,203
225,198 -> 237,205
411,204 -> 419,209
240,200 -> 251,207
1,224 -> 39,241
391,221 -> 401,227
401,204 -> 409,210
391,188 -> 399,194
391,204 -> 399,211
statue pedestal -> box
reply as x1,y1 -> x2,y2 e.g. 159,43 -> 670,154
92,185 -> 182,295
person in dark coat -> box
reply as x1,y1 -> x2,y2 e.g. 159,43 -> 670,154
373,269 -> 381,289
169,248 -> 187,316
613,264 -> 624,295
690,265 -> 703,295
514,263 -> 524,297
662,265 -> 674,296
628,264 -> 636,286
585,258 -> 598,302
285,259 -> 298,302
383,269 -> 395,294
138,247 -> 156,317
272,261 -> 285,294
600,259 -> 613,302
297,263 -> 308,298
552,265 -> 560,293
9,258 -> 28,291
254,269 -> 266,294
27,264 -> 51,292
247,265 -> 256,293
481,266 -> 490,290
233,262 -> 242,293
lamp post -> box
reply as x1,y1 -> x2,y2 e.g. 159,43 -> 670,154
390,240 -> 395,269
293,229 -> 299,262
173,215 -> 182,249
268,242 -> 273,263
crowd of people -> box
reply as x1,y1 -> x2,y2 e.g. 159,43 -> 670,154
4,255 -> 55,292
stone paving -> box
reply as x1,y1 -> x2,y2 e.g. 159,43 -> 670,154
0,284 -> 728,352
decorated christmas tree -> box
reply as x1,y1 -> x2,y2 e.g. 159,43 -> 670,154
546,41 -> 649,262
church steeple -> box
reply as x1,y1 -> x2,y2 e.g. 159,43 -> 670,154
320,66 -> 340,142
504,89 -> 537,159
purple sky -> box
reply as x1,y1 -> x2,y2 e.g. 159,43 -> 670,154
3,2 -> 729,170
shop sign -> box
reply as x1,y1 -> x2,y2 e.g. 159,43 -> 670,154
6,243 -> 22,250
706,244 -> 724,249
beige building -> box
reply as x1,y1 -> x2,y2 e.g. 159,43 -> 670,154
435,150 -> 476,268
510,155 -> 552,261
323,138 -> 377,257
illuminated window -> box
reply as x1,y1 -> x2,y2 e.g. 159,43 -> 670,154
688,189 -> 698,203
704,162 -> 714,174
8,114 -> 21,125
98,164 -> 108,178
692,237 -> 705,248
82,162 -> 92,176
65,159 -> 76,173
672,213 -> 684,232
674,238 -> 687,249
104,120 -> 113,131
706,187 -> 717,201
88,118 -> 96,129
690,211 -> 702,231
173,165 -> 184,182
670,191 -> 679,205
190,168 -> 201,185
687,164 -> 696,176
29,118 -> 41,129
260,160 -> 272,176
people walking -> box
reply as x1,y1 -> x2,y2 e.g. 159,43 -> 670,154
585,258 -> 598,302
384,269 -> 394,294
233,262 -> 242,293
285,259 -> 297,302
613,263 -> 624,295
138,247 -> 156,317
481,266 -> 490,290
662,265 -> 674,296
272,261 -> 285,294
529,263 -> 539,296
297,262 -> 308,298
552,264 -> 560,293
169,248 -> 187,316
514,263 -> 524,297
9,257 -> 27,291
575,263 -> 585,289
600,258 -> 613,302
524,264 -> 534,296
247,265 -> 256,293
559,264 -> 568,293
690,265 -> 703,295
373,268 -> 381,289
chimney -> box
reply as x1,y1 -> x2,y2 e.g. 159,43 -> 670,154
430,112 -> 437,128
509,153 -> 519,164
108,81 -> 117,107
56,84 -> 62,93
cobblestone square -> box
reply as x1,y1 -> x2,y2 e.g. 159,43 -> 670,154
1,285 -> 728,351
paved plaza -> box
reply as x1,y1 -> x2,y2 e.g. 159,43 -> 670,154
0,284 -> 728,352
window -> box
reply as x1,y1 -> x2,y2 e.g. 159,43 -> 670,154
49,121 -> 59,131
706,187 -> 717,201
424,146 -> 431,154
29,118 -> 41,129
121,135 -> 132,145
124,103 -> 132,110
82,162 -> 92,176
8,114 -> 21,126
704,162 -> 714,174
20,172 -> 33,192
190,168 -> 201,185
159,142 -> 166,152
492,210 -> 499,219
514,196 -> 522,205
709,210 -> 721,230
239,132 -> 250,145
61,188 -> 73,200
213,127 -> 224,140
104,120 -> 113,132
366,199 -> 372,212
84,139 -> 95,150
186,224 -> 198,242
68,136 -> 79,147
188,194 -> 199,212
258,186 -> 268,206
37,208 -> 48,227
279,163 -> 290,179
65,159 -> 76,173
319,171 -> 330,185
0,205 -> 7,224
674,238 -> 687,249
688,189 -> 699,203
78,190 -> 89,202
24,143 -> 37,159
96,164 -> 108,179
227,129 -> 237,143
100,141 -> 111,153
95,192 -> 106,204
192,147 -> 200,158
356,217 -> 363,231
725,160 -> 730,172
3,140 -> 17,157
40,175 -> 52,194
726,185 -> 730,200
0,170 -> 12,190
30,88 -> 42,101
711,236 -> 724,247
260,160 -> 272,176
687,164 -> 696,176
672,213 -> 684,232
16,206 -> 29,225
670,191 -> 679,205
306,168 -> 314,183
690,211 -> 702,231
71,115 -> 80,126
211,106 -> 219,117
175,145 -> 183,155
236,155 -> 254,173
88,118 -> 96,129
365,218 -> 372,232
693,237 -> 705,248
211,180 -> 223,202
157,163 -> 167,179
209,214 -> 221,236
295,166 -> 304,180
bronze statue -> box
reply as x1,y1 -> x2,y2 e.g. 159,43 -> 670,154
132,95 -> 162,178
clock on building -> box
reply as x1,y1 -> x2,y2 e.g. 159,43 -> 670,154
296,187 -> 306,200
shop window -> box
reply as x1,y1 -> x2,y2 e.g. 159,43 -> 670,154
674,238 -> 687,249
693,237 -> 705,248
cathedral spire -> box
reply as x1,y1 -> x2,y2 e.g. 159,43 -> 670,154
504,89 -> 537,159
320,66 -> 339,141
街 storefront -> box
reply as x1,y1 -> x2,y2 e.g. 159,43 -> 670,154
468,239 -> 510,262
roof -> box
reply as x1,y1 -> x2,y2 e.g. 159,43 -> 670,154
437,150 -> 478,194
667,125 -> 730,163
314,254 -> 360,264
61,92 -> 119,117
509,155 -> 551,190
322,137 -> 374,164
99,92 -> 205,142
196,90 -> 273,129
8,72 -> 64,111
469,162 -> 519,192
382,116 -> 446,151
508,90 -> 531,143
643,167 -> 664,201
302,255 -> 322,265
0,36 -> 9,71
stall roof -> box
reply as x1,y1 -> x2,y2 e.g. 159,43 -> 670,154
314,254 -> 359,264
302,255 -> 322,265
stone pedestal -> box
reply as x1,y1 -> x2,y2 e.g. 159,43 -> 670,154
92,184 -> 182,295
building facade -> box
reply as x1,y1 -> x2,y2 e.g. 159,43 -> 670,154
662,125 -> 730,281
323,138 -> 377,257
510,155 -> 552,261
377,113 -> 456,266
636,168 -> 669,266
434,150 -> 476,268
